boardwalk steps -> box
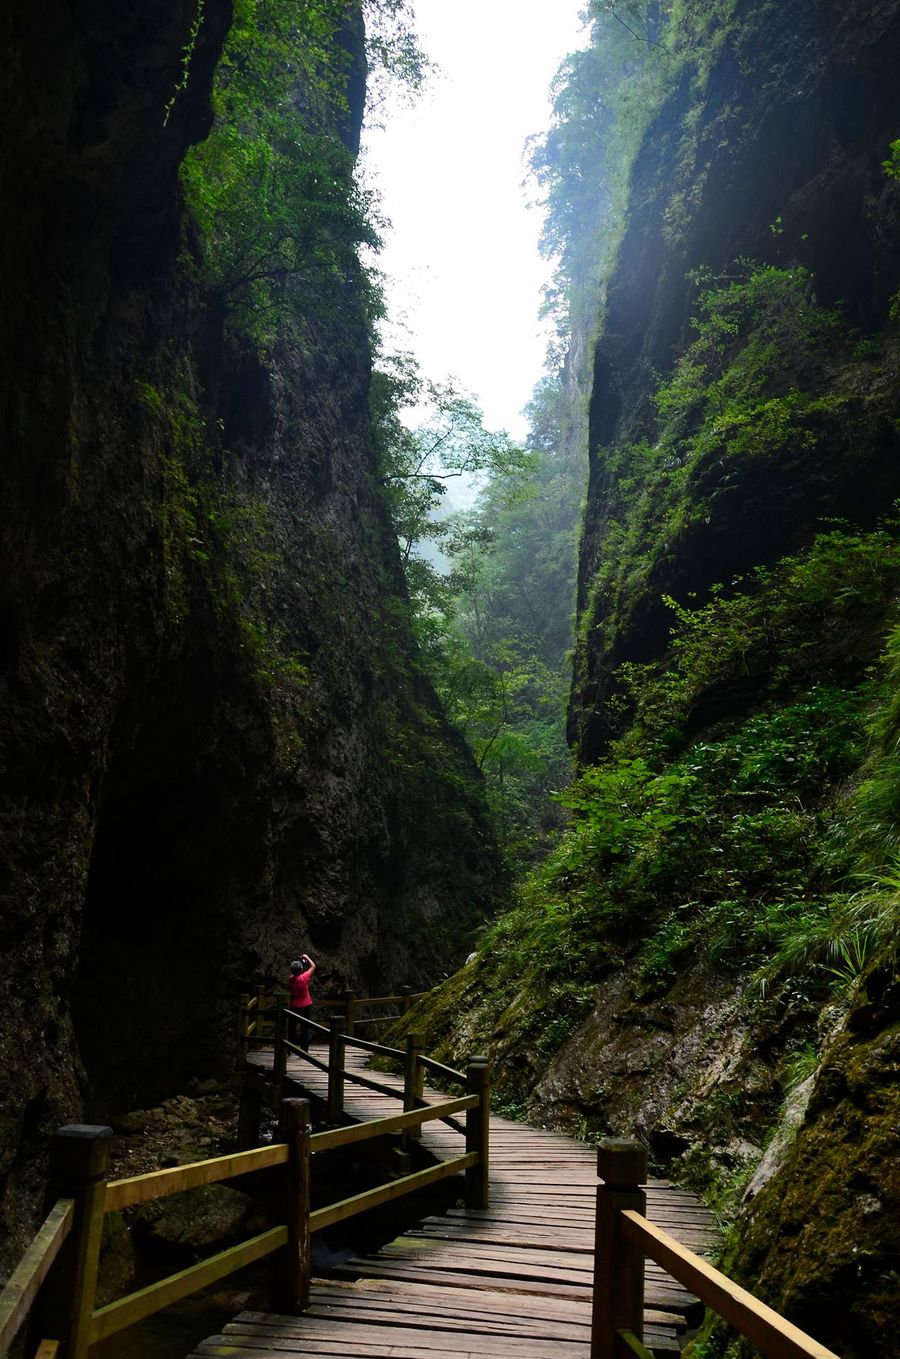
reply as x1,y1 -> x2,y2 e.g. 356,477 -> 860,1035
187,1044 -> 715,1358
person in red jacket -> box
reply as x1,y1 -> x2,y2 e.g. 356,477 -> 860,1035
288,953 -> 316,1051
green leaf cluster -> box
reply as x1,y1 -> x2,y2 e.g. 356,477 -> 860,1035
180,0 -> 372,337
178,0 -> 424,339
469,512 -> 900,1050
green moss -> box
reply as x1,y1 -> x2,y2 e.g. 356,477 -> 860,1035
695,1014 -> 900,1357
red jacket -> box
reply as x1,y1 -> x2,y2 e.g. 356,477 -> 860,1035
288,969 -> 314,1009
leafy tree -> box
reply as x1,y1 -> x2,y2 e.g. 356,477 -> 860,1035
370,350 -> 531,577
179,0 -> 425,337
365,344 -> 585,870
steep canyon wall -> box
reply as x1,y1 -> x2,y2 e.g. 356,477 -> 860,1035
0,0 -> 500,1265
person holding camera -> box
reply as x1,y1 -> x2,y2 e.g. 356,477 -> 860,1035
288,953 -> 316,1051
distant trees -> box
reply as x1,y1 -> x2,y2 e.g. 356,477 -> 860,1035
370,351 -> 531,576
372,355 -> 583,869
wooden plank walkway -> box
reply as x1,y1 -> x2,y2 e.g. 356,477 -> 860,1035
188,1041 -> 714,1358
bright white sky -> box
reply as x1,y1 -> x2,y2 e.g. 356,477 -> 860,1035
362,1 -> 587,443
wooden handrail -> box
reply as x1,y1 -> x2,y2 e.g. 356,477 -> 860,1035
418,1052 -> 466,1084
241,990 -> 426,1023
311,1094 -> 477,1153
311,1152 -> 478,1232
615,1330 -> 653,1358
334,1030 -> 404,1059
620,1211 -> 841,1359
283,1042 -> 330,1072
88,1226 -> 287,1344
591,1140 -> 842,1359
285,1011 -> 328,1035
10,992 -> 488,1356
282,1011 -> 401,1057
91,1084 -> 484,1340
0,1197 -> 74,1357
104,1144 -> 288,1212
315,992 -> 426,1011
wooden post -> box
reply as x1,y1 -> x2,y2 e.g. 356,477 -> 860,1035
237,1067 -> 263,1150
29,1125 -> 112,1359
271,1099 -> 311,1314
256,988 -> 268,1041
403,1032 -> 424,1143
591,1138 -> 647,1359
273,993 -> 289,1083
327,1013 -> 345,1123
343,990 -> 356,1039
400,985 -> 413,1017
465,1057 -> 490,1209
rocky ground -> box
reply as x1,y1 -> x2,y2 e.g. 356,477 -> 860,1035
98,1080 -> 266,1308
108,1080 -> 239,1180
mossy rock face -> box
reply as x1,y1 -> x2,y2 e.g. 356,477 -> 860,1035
0,0 -> 502,1273
96,1210 -> 139,1307
722,1015 -> 900,1357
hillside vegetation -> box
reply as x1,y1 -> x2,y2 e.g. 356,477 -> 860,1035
400,3 -> 900,1354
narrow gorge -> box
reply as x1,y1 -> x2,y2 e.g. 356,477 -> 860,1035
2,3 -> 899,1356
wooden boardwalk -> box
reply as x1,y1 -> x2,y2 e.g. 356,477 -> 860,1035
188,1043 -> 714,1358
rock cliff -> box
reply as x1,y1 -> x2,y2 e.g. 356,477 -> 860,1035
571,0 -> 900,762
0,0 -> 500,1267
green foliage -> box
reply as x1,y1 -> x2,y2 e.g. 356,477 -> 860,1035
472,510 -> 900,1033
369,354 -> 578,871
180,0 -> 424,338
653,264 -> 844,443
370,350 -> 532,579
181,0 -> 365,336
782,1042 -> 818,1093
620,525 -> 900,751
580,262 -> 882,708
882,137 -> 900,181
163,0 -> 206,127
527,5 -> 659,347
529,0 -> 745,349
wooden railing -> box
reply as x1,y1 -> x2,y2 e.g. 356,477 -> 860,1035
0,1199 -> 75,1358
237,986 -> 425,1064
590,1140 -> 842,1359
1,993 -> 486,1359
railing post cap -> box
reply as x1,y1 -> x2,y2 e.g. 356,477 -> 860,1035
597,1137 -> 647,1187
279,1096 -> 311,1124
406,1031 -> 423,1048
51,1124 -> 113,1179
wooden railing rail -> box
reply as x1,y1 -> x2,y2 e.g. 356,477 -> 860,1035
0,1198 -> 74,1358
237,987 -> 427,1059
11,995 -> 488,1359
309,1094 -> 477,1153
327,1029 -> 403,1059
256,997 -> 468,1153
590,1140 -> 842,1359
418,1053 -> 466,1085
282,1043 -> 330,1074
